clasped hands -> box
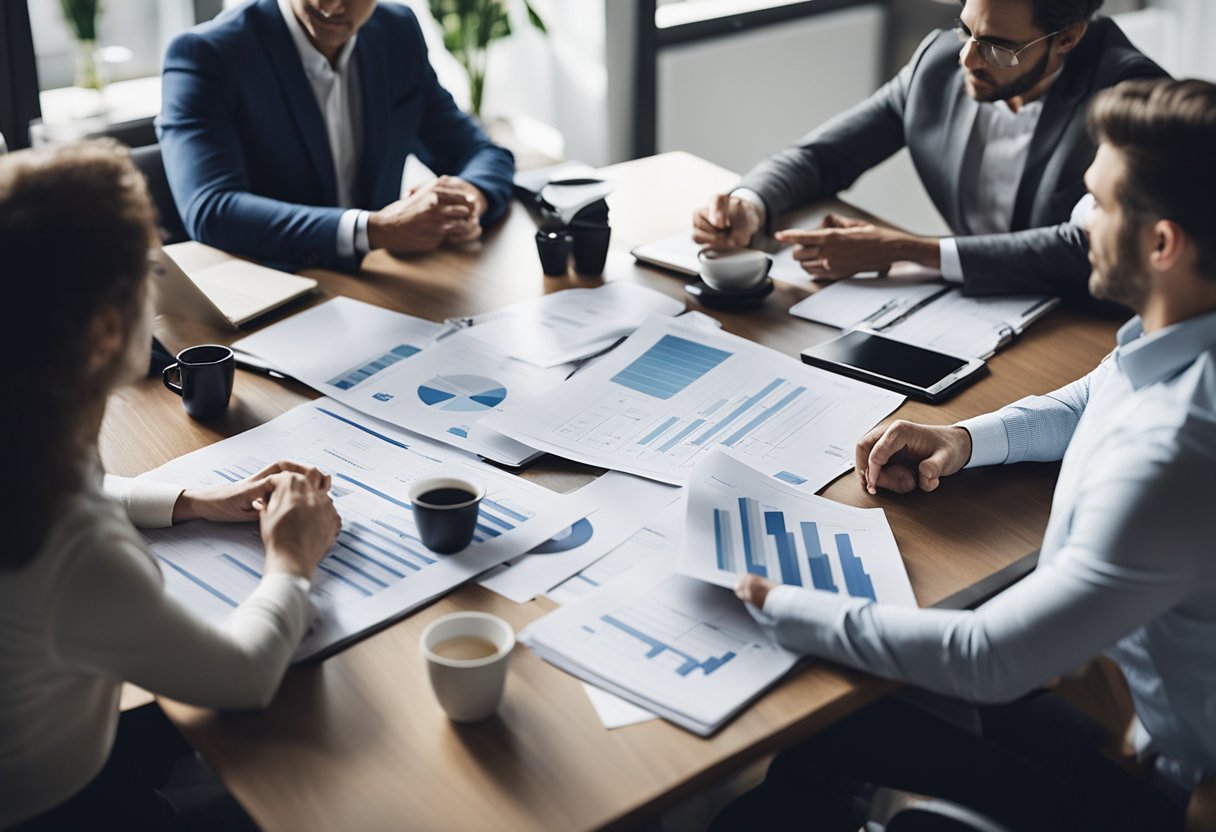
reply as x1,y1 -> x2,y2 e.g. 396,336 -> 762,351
693,194 -> 939,280
368,175 -> 488,255
735,421 -> 973,610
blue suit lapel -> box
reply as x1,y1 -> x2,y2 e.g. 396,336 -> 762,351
250,0 -> 338,205
355,23 -> 388,207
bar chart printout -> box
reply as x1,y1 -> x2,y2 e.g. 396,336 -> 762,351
482,316 -> 904,490
683,450 -> 915,607
521,571 -> 800,735
141,399 -> 585,660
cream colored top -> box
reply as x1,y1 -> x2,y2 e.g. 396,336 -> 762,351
0,468 -> 314,827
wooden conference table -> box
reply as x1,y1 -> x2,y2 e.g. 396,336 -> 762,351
101,152 -> 1120,831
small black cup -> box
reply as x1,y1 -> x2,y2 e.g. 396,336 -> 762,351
162,344 -> 235,420
535,229 -> 574,276
408,475 -> 487,554
570,222 -> 612,276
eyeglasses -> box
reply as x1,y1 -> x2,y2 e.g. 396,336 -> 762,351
953,19 -> 1060,68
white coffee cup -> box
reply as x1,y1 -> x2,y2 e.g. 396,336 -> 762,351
420,611 -> 515,722
697,248 -> 770,292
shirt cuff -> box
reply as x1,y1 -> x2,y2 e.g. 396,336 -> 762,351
337,208 -> 365,259
1070,193 -> 1095,227
354,210 -> 371,256
939,238 -> 964,284
956,414 -> 1011,469
730,187 -> 768,229
103,475 -> 185,529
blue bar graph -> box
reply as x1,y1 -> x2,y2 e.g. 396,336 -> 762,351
213,468 -> 240,483
713,509 -> 737,572
774,471 -> 808,485
800,522 -> 839,593
316,562 -> 374,597
638,416 -> 680,446
478,511 -> 514,531
722,386 -> 807,447
763,512 -> 803,587
610,335 -> 733,400
448,426 -> 469,439
333,473 -> 412,511
328,554 -> 390,589
693,378 -> 784,445
315,407 -> 409,449
327,343 -> 421,390
658,418 -> 708,453
836,534 -> 876,601
600,615 -> 737,676
337,534 -> 414,575
370,520 -> 436,564
703,398 -> 728,416
481,498 -> 528,524
219,553 -> 262,581
158,557 -> 238,607
737,498 -> 768,577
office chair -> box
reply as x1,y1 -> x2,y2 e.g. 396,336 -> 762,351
130,143 -> 189,246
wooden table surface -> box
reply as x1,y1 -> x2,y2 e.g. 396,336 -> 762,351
101,152 -> 1120,831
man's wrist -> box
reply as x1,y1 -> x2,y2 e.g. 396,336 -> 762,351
892,233 -> 942,268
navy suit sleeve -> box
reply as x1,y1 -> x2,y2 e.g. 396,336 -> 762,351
403,14 -> 515,225
157,32 -> 356,272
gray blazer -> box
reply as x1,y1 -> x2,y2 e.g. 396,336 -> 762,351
739,17 -> 1166,301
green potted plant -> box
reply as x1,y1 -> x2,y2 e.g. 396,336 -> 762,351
59,0 -> 105,92
427,0 -> 547,118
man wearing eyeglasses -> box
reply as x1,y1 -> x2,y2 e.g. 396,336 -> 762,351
694,0 -> 1167,302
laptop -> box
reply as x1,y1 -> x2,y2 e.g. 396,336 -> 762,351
149,242 -> 318,330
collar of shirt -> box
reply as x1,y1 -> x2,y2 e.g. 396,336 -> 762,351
276,0 -> 358,80
1115,308 -> 1216,390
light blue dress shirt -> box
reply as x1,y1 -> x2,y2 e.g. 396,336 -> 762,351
761,310 -> 1216,790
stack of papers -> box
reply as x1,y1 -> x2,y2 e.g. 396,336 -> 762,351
141,400 -> 592,661
453,282 -> 685,368
482,315 -> 904,490
790,280 -> 1058,360
522,450 -> 916,735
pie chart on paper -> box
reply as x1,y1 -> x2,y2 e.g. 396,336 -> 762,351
417,374 -> 508,412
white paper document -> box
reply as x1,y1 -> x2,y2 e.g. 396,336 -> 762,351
521,568 -> 800,736
788,278 -> 950,331
881,290 -> 1059,359
140,400 -> 584,661
791,281 -> 1058,360
336,328 -> 570,465
232,297 -> 445,389
455,282 -> 685,368
680,450 -> 917,606
478,473 -> 681,603
546,500 -> 686,606
581,683 -> 657,729
481,315 -> 904,490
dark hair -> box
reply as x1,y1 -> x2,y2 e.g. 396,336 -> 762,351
961,1 -> 1104,35
0,140 -> 157,569
1088,78 -> 1216,279
1032,0 -> 1103,34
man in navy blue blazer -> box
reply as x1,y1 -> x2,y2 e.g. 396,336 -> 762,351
157,0 -> 515,272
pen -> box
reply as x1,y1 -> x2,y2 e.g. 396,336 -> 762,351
873,287 -> 952,331
235,359 -> 294,382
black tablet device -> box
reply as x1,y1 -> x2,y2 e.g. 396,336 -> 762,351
801,330 -> 988,403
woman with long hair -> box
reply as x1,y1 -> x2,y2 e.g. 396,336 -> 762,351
0,140 -> 341,829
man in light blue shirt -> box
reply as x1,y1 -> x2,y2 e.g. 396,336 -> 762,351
722,78 -> 1216,831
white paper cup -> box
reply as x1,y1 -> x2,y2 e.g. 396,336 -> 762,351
420,612 -> 515,722
697,248 -> 770,291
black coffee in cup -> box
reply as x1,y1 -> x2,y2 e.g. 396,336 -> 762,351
408,476 -> 487,554
162,344 -> 234,420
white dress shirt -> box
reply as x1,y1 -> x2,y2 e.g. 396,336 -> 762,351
277,0 -> 371,258
0,467 -> 314,826
757,310 -> 1216,792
